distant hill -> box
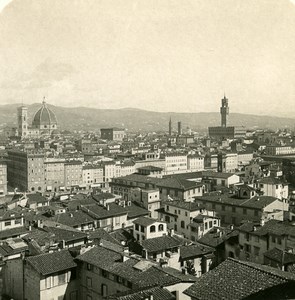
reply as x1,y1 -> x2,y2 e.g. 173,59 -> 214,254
0,103 -> 294,132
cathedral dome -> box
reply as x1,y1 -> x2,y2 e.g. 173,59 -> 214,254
32,99 -> 58,128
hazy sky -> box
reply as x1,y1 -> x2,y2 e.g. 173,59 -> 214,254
0,0 -> 295,116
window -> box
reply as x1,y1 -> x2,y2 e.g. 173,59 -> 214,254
209,221 -> 213,228
135,224 -> 139,231
185,212 -> 188,217
243,208 -> 247,215
244,244 -> 251,253
205,223 -> 208,230
45,276 -> 51,289
181,221 -> 185,228
4,221 -> 11,227
277,237 -> 282,245
58,273 -> 66,285
158,224 -> 164,231
254,246 -> 260,256
150,225 -> 156,233
70,291 -> 78,300
86,277 -> 92,288
87,263 -> 93,271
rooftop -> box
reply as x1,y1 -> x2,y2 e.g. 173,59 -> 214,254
184,258 -> 295,300
26,249 -> 76,276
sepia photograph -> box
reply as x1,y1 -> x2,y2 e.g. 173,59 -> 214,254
0,0 -> 295,299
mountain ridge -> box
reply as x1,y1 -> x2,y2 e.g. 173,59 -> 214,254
0,103 -> 294,132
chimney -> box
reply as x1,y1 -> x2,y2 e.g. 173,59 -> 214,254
106,204 -> 110,211
69,213 -> 73,217
229,224 -> 234,230
253,226 -> 257,231
260,218 -> 265,226
181,268 -> 187,275
169,228 -> 174,237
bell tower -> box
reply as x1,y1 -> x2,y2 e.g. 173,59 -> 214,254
17,105 -> 28,138
220,95 -> 229,127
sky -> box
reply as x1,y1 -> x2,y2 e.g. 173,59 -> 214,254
0,0 -> 295,116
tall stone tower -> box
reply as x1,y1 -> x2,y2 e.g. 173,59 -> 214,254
220,95 -> 229,127
169,117 -> 172,136
17,105 -> 28,138
178,121 -> 182,135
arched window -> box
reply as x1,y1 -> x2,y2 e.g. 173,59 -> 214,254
150,225 -> 156,233
31,187 -> 35,192
158,224 -> 164,231
38,186 -> 42,191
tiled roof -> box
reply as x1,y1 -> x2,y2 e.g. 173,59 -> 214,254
0,226 -> 30,240
163,200 -> 204,212
92,193 -> 117,201
89,228 -> 122,245
106,286 -> 175,300
122,203 -> 149,219
264,248 -> 295,265
198,227 -> 238,248
49,211 -> 95,227
141,235 -> 184,252
157,178 -> 201,190
43,226 -> 87,242
0,209 -> 22,220
180,243 -> 214,260
239,220 -> 295,237
258,177 -> 288,185
27,193 -> 48,204
76,245 -> 195,288
195,193 -> 279,209
133,216 -> 158,227
184,258 -> 295,300
26,249 -> 77,275
81,203 -> 127,219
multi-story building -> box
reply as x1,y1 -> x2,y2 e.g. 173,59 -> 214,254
164,153 -> 188,174
265,144 -> 295,156
24,250 -> 78,300
130,188 -> 161,219
187,154 -> 204,171
217,152 -> 238,173
76,245 -> 196,300
82,164 -> 104,188
158,201 -> 217,239
44,160 -> 65,192
100,128 -> 126,141
195,185 -> 289,226
64,161 -> 83,188
238,219 -> 295,264
208,96 -> 246,140
0,159 -> 7,196
157,177 -> 203,201
256,177 -> 288,200
133,216 -> 167,242
7,149 -> 46,192
0,209 -> 24,231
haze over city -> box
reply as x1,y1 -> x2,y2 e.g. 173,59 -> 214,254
0,0 -> 295,116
